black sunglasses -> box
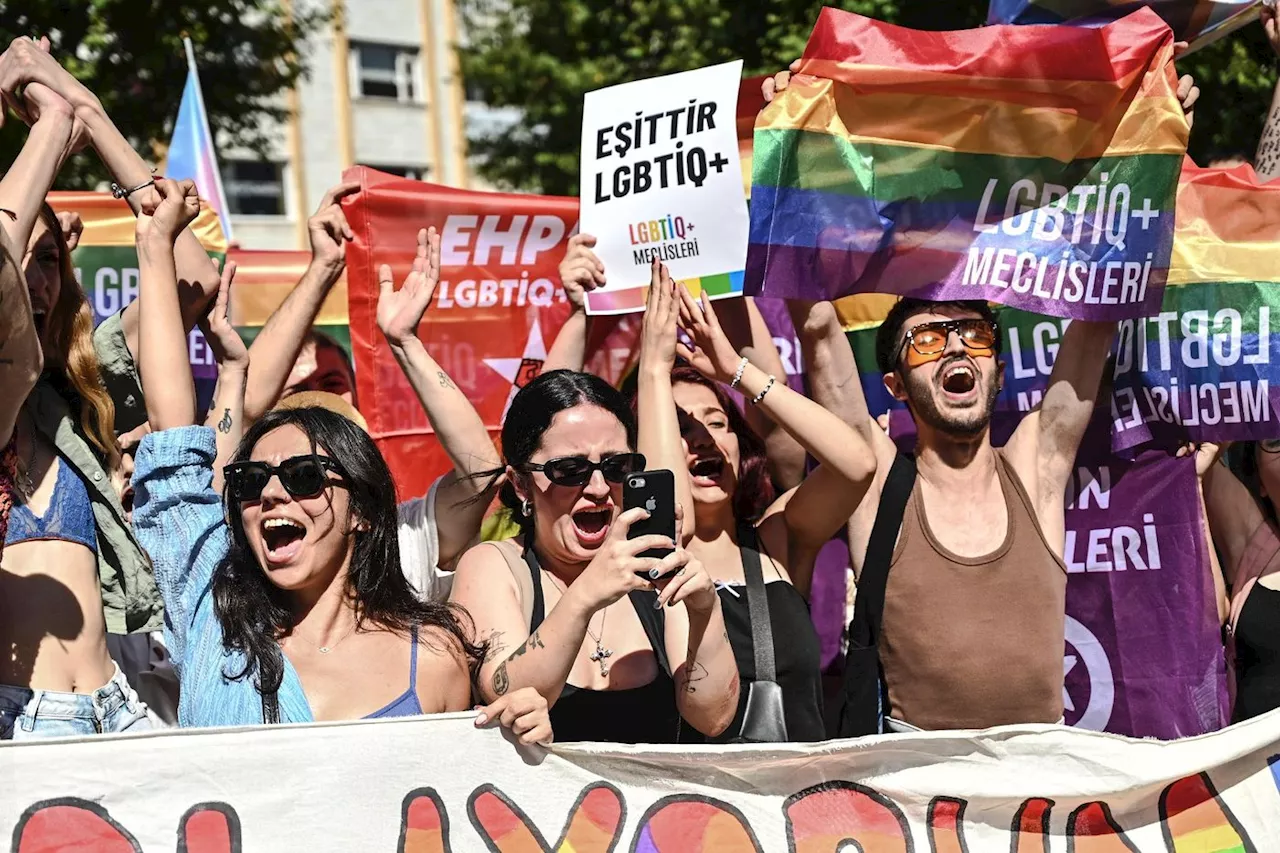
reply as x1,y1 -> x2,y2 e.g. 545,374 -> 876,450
224,455 -> 345,503
522,453 -> 646,487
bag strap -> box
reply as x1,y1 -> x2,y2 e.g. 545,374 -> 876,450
854,453 -> 917,646
740,526 -> 776,684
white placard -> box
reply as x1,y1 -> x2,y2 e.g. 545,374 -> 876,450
580,60 -> 749,315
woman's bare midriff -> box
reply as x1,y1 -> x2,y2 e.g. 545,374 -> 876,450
0,539 -> 114,693
0,425 -> 116,695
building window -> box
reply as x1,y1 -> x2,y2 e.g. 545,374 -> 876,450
352,42 -> 420,103
464,78 -> 487,104
367,164 -> 429,181
222,160 -> 286,216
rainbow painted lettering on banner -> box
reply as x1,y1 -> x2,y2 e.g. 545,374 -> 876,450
746,7 -> 1187,321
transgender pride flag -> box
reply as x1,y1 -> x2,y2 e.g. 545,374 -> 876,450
166,38 -> 233,240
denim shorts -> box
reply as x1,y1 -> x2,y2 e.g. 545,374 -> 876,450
0,663 -> 152,740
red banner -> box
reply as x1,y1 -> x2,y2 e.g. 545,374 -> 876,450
343,167 -> 640,498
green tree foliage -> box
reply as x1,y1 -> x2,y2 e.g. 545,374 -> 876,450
0,1 -> 329,189
459,0 -> 1277,194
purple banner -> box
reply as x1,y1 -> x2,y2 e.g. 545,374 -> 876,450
1063,417 -> 1228,738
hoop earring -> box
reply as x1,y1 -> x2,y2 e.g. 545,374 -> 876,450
521,498 -> 531,518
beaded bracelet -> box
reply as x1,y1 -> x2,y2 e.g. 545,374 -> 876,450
111,178 -> 156,200
750,374 -> 776,406
729,357 -> 749,389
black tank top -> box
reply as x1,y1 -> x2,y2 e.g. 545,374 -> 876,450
525,547 -> 682,744
703,528 -> 825,742
1233,583 -> 1280,722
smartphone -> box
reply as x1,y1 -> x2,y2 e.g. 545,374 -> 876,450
623,469 -> 677,573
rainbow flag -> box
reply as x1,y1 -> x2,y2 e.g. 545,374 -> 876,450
165,38 -> 233,241
1110,158 -> 1280,449
988,1 -> 1261,53
746,8 -> 1188,322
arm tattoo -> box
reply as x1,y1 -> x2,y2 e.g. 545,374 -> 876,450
507,629 -> 544,662
216,408 -> 233,434
680,660 -> 710,694
492,660 -> 510,696
481,630 -> 508,663
1258,105 -> 1280,179
437,370 -> 455,390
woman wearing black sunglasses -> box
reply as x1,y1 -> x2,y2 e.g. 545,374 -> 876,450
129,215 -> 551,741
449,369 -> 740,743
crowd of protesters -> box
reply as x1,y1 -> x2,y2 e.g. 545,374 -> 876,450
0,8 -> 1277,751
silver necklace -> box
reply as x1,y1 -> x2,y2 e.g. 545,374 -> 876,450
290,622 -> 357,655
546,571 -> 612,676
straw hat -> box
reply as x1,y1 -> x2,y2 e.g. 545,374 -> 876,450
273,391 -> 368,431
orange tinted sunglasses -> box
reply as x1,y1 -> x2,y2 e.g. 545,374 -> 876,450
898,319 -> 998,369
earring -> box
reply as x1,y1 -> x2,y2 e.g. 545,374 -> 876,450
521,498 -> 531,517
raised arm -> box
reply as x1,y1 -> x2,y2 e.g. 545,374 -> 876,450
1005,320 -> 1115,532
543,233 -> 603,373
131,426 -> 229,670
716,297 -> 805,490
1202,445 -> 1268,590
1189,444 -> 1230,625
198,259 -> 250,493
0,225 -> 41,447
636,263 -> 695,541
655,511 -> 739,736
242,183 -> 359,422
1257,7 -> 1280,180
136,179 -> 202,432
677,288 -> 876,560
377,227 -> 499,565
0,37 -> 222,353
0,76 -> 76,253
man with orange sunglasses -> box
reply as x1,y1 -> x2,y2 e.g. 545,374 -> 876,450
830,297 -> 1114,736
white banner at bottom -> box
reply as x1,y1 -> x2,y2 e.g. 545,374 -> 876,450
2,710 -> 1279,851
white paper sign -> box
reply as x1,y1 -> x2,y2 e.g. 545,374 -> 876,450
580,60 -> 749,315
4,711 -> 1280,850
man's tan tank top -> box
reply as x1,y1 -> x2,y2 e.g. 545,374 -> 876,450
880,450 -> 1067,731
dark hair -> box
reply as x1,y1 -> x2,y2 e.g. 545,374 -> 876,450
212,406 -> 483,695
669,365 -> 775,523
874,298 -> 1001,375
301,330 -> 358,405
1231,443 -> 1277,527
491,370 -> 637,533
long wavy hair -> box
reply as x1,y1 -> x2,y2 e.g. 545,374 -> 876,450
37,204 -> 118,468
481,370 -> 638,537
212,406 -> 485,696
668,364 -> 775,524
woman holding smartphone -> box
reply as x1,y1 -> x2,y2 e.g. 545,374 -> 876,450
449,369 -> 740,743
636,263 -> 877,742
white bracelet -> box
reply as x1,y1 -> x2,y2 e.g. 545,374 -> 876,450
730,357 -> 749,389
750,375 -> 776,406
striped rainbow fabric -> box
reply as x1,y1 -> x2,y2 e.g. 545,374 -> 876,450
988,0 -> 1261,53
746,7 -> 1189,321
1110,157 -> 1280,448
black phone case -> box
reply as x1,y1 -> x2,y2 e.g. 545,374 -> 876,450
623,470 -> 677,563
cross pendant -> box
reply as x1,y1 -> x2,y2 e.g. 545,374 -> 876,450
590,644 -> 613,676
